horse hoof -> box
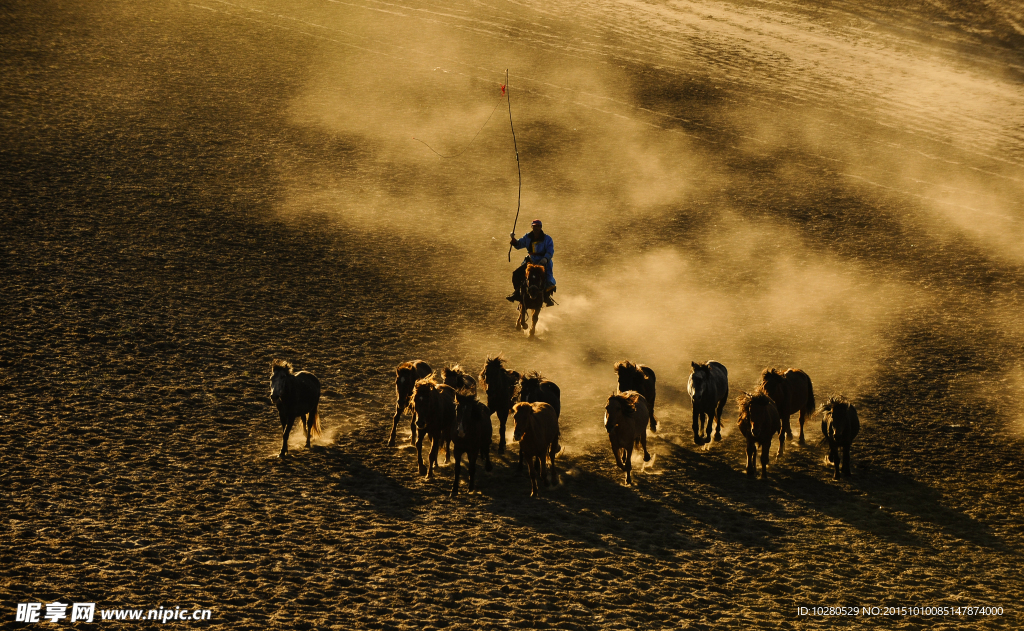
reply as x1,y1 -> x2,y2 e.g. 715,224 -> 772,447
714,433 -> 722,442
643,453 -> 651,462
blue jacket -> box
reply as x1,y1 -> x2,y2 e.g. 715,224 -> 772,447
512,232 -> 556,285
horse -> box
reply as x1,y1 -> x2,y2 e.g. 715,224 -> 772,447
388,360 -> 432,447
518,371 -> 560,471
758,368 -> 815,444
614,361 -> 657,430
411,377 -> 457,479
450,394 -> 494,497
515,263 -> 546,336
478,354 -> 518,454
687,360 -> 729,444
512,402 -> 561,497
269,359 -> 323,458
604,392 -> 652,485
442,364 -> 478,396
736,389 -> 783,479
819,396 -> 860,480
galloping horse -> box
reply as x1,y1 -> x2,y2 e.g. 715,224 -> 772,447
270,359 -> 323,458
614,361 -> 657,429
389,360 -> 432,447
516,371 -> 560,471
411,378 -> 457,478
604,392 -> 652,485
758,368 -> 815,444
819,396 -> 860,479
687,360 -> 729,444
478,354 -> 518,454
450,394 -> 494,497
512,402 -> 561,497
737,389 -> 783,479
515,263 -> 546,336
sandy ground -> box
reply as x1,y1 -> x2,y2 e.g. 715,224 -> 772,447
2,0 -> 1024,628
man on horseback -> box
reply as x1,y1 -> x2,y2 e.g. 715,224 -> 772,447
507,219 -> 556,307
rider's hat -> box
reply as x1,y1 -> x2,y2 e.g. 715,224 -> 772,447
531,219 -> 542,228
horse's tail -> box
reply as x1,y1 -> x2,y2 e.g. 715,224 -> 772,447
803,374 -> 816,416
311,409 -> 323,437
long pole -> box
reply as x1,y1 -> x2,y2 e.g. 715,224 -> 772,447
505,69 -> 521,263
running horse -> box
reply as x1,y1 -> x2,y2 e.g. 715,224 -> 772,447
388,360 -> 432,447
736,389 -> 783,479
758,368 -> 815,444
269,359 -> 323,458
614,361 -> 657,430
478,354 -> 518,454
515,263 -> 546,336
687,360 -> 729,444
819,396 -> 860,479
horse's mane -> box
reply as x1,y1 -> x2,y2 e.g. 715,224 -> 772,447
613,360 -> 641,376
760,367 -> 785,383
819,395 -> 850,413
272,359 -> 293,374
736,388 -> 774,418
521,369 -> 545,384
414,375 -> 438,390
525,263 -> 545,279
691,361 -> 710,373
605,392 -> 636,416
479,354 -> 508,387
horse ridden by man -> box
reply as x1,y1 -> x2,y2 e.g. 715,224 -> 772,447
269,359 -> 323,458
508,219 -> 556,336
388,360 -> 432,447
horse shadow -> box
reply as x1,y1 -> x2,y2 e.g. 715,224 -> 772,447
478,442 -> 786,554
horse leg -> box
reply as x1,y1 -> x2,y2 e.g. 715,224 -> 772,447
528,456 -> 539,497
518,440 -> 525,473
624,445 -> 633,485
714,398 -> 726,442
691,407 -> 702,445
611,439 -> 626,471
303,408 -> 314,448
776,428 -> 786,463
760,440 -> 771,479
746,440 -> 756,476
428,434 -> 441,479
798,409 -> 807,445
548,443 -> 557,487
641,433 -> 652,462
497,410 -> 507,454
450,448 -> 462,498
416,432 -> 427,476
410,412 -> 418,447
782,413 -> 794,441
467,447 -> 478,492
388,403 -> 402,447
516,303 -> 526,330
842,443 -> 853,477
279,409 -> 295,458
530,308 -> 539,337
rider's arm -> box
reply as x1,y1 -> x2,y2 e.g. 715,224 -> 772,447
509,233 -> 529,250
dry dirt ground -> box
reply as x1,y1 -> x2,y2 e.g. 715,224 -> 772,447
3,0 -> 1024,629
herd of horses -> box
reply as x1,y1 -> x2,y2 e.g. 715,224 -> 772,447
269,356 -> 860,497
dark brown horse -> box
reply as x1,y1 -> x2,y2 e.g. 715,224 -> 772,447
687,360 -> 728,444
758,368 -> 815,444
512,401 -> 561,497
820,396 -> 860,480
411,378 -> 456,479
478,354 -> 518,454
389,360 -> 432,447
450,394 -> 494,497
614,361 -> 657,430
518,371 -> 560,471
604,392 -> 652,485
515,263 -> 546,336
269,359 -> 323,458
737,389 -> 783,479
442,364 -> 478,396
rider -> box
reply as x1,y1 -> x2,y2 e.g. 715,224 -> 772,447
507,219 -> 556,307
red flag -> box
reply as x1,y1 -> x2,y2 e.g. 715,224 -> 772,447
500,84 -> 506,95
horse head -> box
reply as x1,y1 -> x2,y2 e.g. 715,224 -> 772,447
481,355 -> 507,389
689,361 -> 711,404
412,378 -> 437,429
604,393 -> 635,433
512,402 -> 534,442
455,394 -> 476,439
821,396 -> 852,442
524,264 -> 545,302
613,360 -> 642,391
270,359 -> 293,405
737,389 -> 776,438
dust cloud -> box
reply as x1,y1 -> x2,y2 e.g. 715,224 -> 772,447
257,0 -> 1020,440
